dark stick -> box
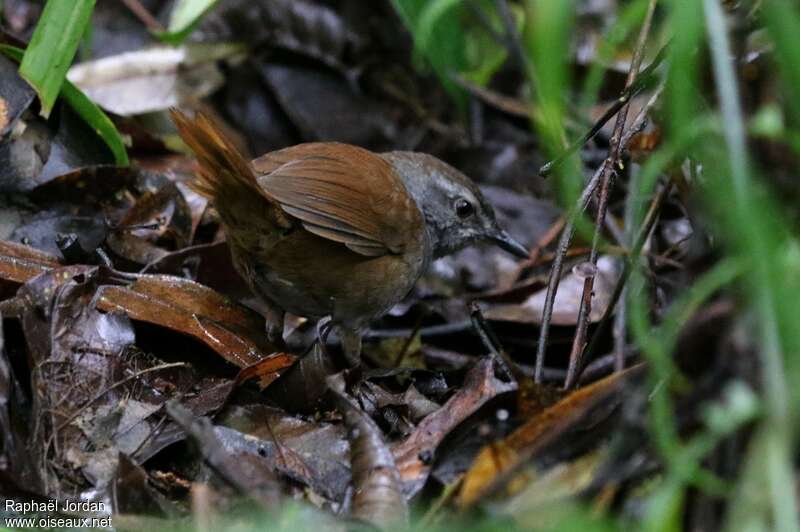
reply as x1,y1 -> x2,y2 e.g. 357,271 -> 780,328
563,168 -> 618,388
531,83 -> 662,383
366,320 -> 472,340
534,165 -> 604,382
469,302 -> 518,382
563,0 -> 658,390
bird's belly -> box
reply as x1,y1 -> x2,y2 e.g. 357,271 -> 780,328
237,230 -> 424,327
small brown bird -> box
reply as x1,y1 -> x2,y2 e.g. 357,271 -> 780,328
171,110 -> 528,364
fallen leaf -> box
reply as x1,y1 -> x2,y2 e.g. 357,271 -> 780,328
218,404 -> 351,503
0,240 -> 61,285
67,44 -> 244,116
483,256 -> 620,325
236,352 -> 298,390
457,366 -> 642,508
392,356 -> 517,496
165,401 -> 281,508
95,272 -> 275,368
328,372 -> 408,529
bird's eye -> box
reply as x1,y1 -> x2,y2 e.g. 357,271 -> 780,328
455,198 -> 474,218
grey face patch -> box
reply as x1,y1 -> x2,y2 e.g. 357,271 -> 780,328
380,151 -> 503,259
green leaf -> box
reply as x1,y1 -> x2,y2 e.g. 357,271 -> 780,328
18,0 -> 95,118
762,0 -> 800,125
158,0 -> 220,45
392,0 -> 467,106
61,78 -> 129,166
0,45 -> 129,166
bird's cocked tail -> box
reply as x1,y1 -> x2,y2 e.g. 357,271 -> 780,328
170,109 -> 259,199
170,109 -> 289,230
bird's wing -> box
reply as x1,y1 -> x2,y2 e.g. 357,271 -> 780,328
257,143 -> 420,257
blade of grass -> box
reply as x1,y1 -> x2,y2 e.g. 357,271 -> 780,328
0,44 -> 129,166
18,0 -> 95,118
703,0 -> 798,529
664,0 -> 703,140
761,0 -> 800,124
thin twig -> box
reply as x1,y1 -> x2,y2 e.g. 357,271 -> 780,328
539,40 -> 670,177
119,0 -> 165,32
55,362 -> 187,432
533,165 -> 604,382
366,320 -> 472,340
592,85 -> 666,374
469,302 -> 518,382
563,0 -> 658,390
451,74 -> 531,118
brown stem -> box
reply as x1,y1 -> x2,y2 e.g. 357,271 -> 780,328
534,165 -> 604,382
563,0 -> 658,390
119,0 -> 165,32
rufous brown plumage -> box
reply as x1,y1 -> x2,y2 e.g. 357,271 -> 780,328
171,109 -> 528,364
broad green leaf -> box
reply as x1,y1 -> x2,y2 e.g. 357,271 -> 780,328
19,0 -> 95,118
0,45 -> 129,166
159,0 -> 220,45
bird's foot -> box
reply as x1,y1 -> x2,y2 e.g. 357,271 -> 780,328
264,306 -> 286,349
338,327 -> 362,368
315,317 -> 334,359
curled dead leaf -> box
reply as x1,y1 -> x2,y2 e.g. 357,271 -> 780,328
392,356 -> 517,497
483,256 -> 620,325
458,365 -> 643,508
328,372 -> 408,529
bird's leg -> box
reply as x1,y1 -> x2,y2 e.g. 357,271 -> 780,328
338,327 -> 362,367
263,302 -> 285,348
316,317 -> 334,358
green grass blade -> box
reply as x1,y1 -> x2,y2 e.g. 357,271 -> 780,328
703,0 -> 799,529
0,44 -> 129,166
60,80 -> 129,166
524,0 -> 580,206
18,0 -> 95,118
761,0 -> 800,125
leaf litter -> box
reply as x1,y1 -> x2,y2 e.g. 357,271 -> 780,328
0,1 -> 775,530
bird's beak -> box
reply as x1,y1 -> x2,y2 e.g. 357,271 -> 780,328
490,229 -> 529,259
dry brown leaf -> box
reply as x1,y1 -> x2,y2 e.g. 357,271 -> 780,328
457,366 -> 642,508
236,353 -> 298,389
95,274 -> 275,368
0,240 -> 61,284
392,356 -> 517,496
